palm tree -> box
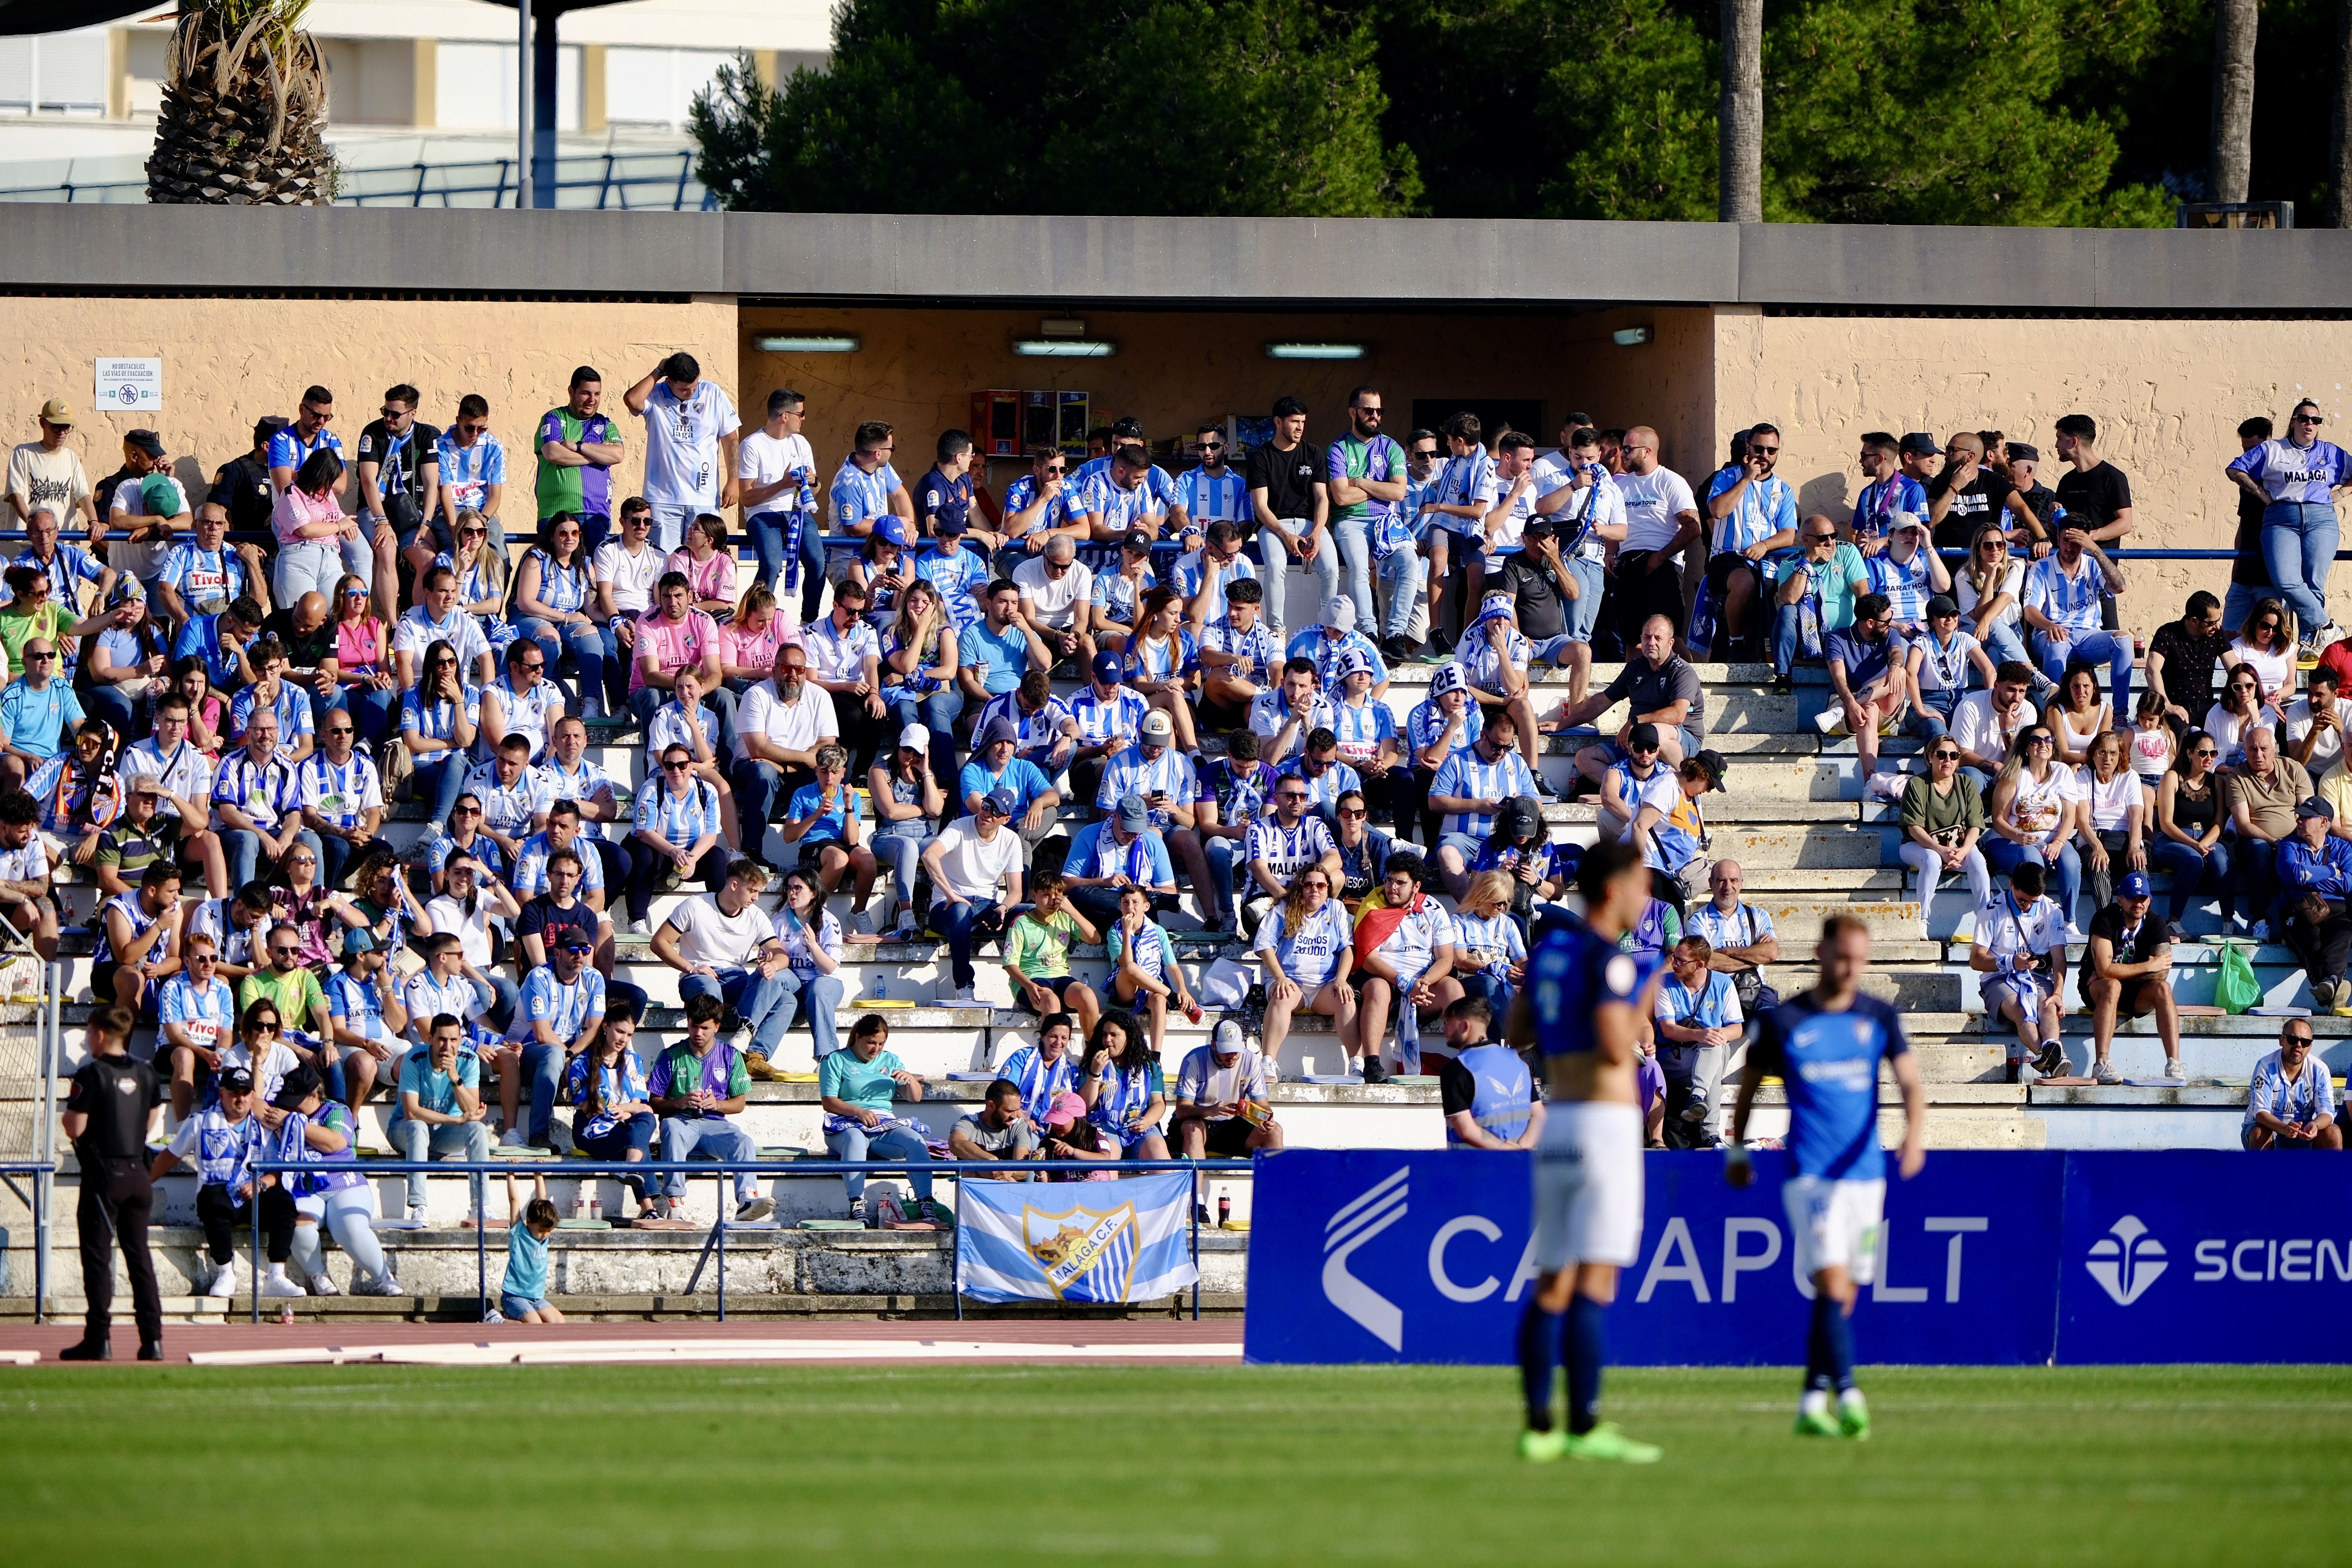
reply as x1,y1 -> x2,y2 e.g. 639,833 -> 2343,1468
2209,0 -> 2257,205
1717,0 -> 1762,223
145,0 -> 334,205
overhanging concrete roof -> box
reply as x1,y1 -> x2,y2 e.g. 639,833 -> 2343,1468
0,203 -> 2345,311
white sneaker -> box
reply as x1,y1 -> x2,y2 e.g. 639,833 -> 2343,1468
204,1262 -> 236,1298
2164,1058 -> 2184,1081
949,985 -> 978,1005
850,909 -> 876,938
406,1202 -> 430,1226
2063,923 -> 2086,945
2092,1058 -> 2123,1086
354,1272 -> 404,1297
482,1308 -> 506,1325
629,918 -> 652,937
306,1272 -> 340,1297
260,1272 -> 306,1299
726,1025 -> 754,1054
499,1127 -> 526,1148
894,909 -> 917,940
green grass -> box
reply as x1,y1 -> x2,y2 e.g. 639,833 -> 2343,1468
4,1364 -> 2350,1564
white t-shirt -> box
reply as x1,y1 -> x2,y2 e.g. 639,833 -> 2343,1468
733,678 -> 840,764
1949,690 -> 2032,766
2285,697 -> 2345,778
638,380 -> 738,507
2228,638 -> 2296,704
2075,766 -> 2144,834
2003,764 -> 2080,844
424,893 -> 498,968
1612,466 -> 1698,558
662,894 -> 775,969
592,539 -> 663,617
929,816 -> 1021,901
7,443 -> 90,524
1956,560 -> 2026,633
1911,628 -> 1983,695
1012,556 -> 1094,630
737,430 -> 815,512
117,737 -> 215,822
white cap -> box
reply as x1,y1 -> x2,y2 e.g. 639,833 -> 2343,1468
899,724 -> 931,752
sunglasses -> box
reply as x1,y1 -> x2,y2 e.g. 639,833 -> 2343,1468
2193,747 -> 2219,757
1808,533 -> 1838,544
1337,806 -> 1367,818
459,528 -> 486,539
2027,735 -> 2055,747
1277,792 -> 1310,803
325,726 -> 354,736
2288,1032 -> 2317,1045
1198,442 -> 1224,452
2295,414 -> 2324,424
1931,749 -> 1960,761
562,943 -> 594,954
520,661 -> 545,673
268,946 -> 299,959
452,805 -> 480,816
664,760 -> 692,771
25,651 -> 53,661
342,587 -> 369,599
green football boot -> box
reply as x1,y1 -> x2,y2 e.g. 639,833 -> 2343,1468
1565,1423 -> 1662,1464
1518,1427 -> 1570,1463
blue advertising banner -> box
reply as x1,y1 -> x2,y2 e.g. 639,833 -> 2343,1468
1245,1148 -> 2344,1366
2057,1152 -> 2352,1364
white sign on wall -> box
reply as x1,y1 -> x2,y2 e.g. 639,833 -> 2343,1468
94,358 -> 162,413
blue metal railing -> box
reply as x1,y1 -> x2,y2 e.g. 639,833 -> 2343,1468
246,1156 -> 1254,1325
0,150 -> 715,211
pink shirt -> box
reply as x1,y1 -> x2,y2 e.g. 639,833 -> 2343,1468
724,613 -> 795,674
668,547 -> 735,606
629,607 -> 722,694
272,485 -> 343,547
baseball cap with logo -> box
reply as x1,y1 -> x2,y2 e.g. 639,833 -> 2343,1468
38,398 -> 72,426
1899,432 -> 1942,458
981,787 -> 1019,818
1141,709 -> 1174,741
2117,870 -> 2154,898
218,1066 -> 256,1096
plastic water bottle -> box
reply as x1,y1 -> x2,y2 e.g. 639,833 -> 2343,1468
877,971 -> 891,1001
586,1192 -> 602,1223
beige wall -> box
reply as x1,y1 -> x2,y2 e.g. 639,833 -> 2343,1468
0,295 -> 735,517
736,304 -> 1721,493
1713,310 -> 2352,631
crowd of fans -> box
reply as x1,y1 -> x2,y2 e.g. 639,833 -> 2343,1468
21,365 -> 2352,1302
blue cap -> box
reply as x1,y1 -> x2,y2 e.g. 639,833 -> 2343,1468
1090,651 -> 1124,684
340,927 -> 376,954
2116,871 -> 2153,899
1116,793 -> 1150,831
934,509 -> 966,536
982,787 -> 1019,818
873,517 -> 911,549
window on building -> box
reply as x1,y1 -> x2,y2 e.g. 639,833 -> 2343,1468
0,29 -> 110,117
603,47 -> 736,132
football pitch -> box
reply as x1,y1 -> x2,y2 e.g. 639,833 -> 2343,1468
3,1362 -> 2347,1564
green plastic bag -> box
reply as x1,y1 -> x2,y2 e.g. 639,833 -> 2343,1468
2213,937 -> 2261,1016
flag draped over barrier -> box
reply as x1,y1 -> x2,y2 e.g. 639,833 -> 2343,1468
957,1173 -> 1200,1305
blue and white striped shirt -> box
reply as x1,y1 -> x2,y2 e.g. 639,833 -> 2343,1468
1073,455 -> 1179,508
1430,449 -> 1492,540
1175,466 -> 1250,530
158,543 -> 243,610
267,424 -> 345,475
911,545 -> 991,632
507,964 -> 608,1045
1286,627 -> 1389,693
2023,553 -> 2104,637
1274,756 -> 1361,812
829,458 -> 903,533
1090,567 -> 1158,629
511,829 -> 606,896
523,547 -> 594,615
401,684 -> 482,745
1096,744 -> 1197,827
539,754 -> 615,840
1243,815 -> 1335,882
1460,627 -> 1531,696
1001,473 -> 1078,534
1198,617 -> 1281,686
975,690 -> 1074,770
1124,629 -> 1196,686
1326,695 -> 1398,762
1866,548 -> 1934,625
433,432 -> 507,516
1067,685 -> 1149,749
1076,473 -> 1169,536
325,966 -> 392,1040
1430,745 -> 1537,837
229,682 -> 315,755
1703,467 -> 1798,557
1406,696 -> 1483,760
633,776 -> 724,849
2229,437 -> 2352,505
1171,547 -> 1256,603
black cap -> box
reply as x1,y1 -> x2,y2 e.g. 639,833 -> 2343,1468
272,1062 -> 324,1110
1627,722 -> 1662,752
1692,749 -> 1729,791
218,1066 -> 255,1096
2006,442 -> 2040,463
1926,593 -> 1959,618
126,429 -> 165,458
1899,432 -> 1942,458
2298,795 -> 2335,822
253,415 -> 291,447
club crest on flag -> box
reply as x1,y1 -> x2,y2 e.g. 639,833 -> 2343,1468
1024,1201 -> 1138,1303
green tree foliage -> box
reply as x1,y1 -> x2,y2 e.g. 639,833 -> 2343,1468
695,0 -> 2341,225
691,0 -> 1419,216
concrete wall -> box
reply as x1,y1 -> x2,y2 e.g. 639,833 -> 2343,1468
1711,309 -> 2350,629
740,303 -> 1724,488
0,294 -> 735,512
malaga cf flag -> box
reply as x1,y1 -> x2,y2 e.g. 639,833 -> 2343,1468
956,1173 -> 1200,1305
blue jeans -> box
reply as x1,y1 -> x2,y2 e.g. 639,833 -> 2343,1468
1981,836 -> 2083,928
1771,601 -> 1808,676
387,1116 -> 489,1210
729,758 -> 808,852
823,1122 -> 934,1203
2234,835 -> 2283,926
890,689 -> 961,782
2031,628 -> 2132,715
1205,836 -> 1241,918
82,683 -> 139,743
2148,836 -> 2234,925
872,830 -> 926,911
1909,686 -> 1965,739
2261,501 -> 2339,636
1565,556 -> 1606,644
571,1110 -> 657,1193
410,752 -> 471,831
274,538 -> 368,608
929,897 -> 1007,989
646,503 -> 699,557
1331,515 -> 1375,634
655,1115 -> 758,1204
220,825 -> 322,891
513,617 -> 605,713
519,1040 -> 569,1143
678,965 -> 794,1056
774,969 -> 846,1058
468,974 -> 519,1033
747,509 -> 828,622
2221,580 -> 2268,638
326,684 -> 399,745
1378,546 -> 1425,640
1978,617 -> 2038,680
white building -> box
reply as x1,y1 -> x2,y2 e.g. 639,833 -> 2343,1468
0,0 -> 828,204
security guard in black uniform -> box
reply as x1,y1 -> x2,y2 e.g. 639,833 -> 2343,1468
59,1006 -> 163,1361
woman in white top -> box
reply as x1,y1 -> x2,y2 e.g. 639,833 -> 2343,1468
420,853 -> 523,1026
1253,865 -> 1360,1073
1954,521 -> 2040,684
770,868 -> 846,1061
2220,597 -> 2296,707
1984,724 -> 2084,933
2043,662 -> 2111,768
1904,595 -> 1998,735
2202,665 -> 2276,770
2074,729 -> 2147,914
